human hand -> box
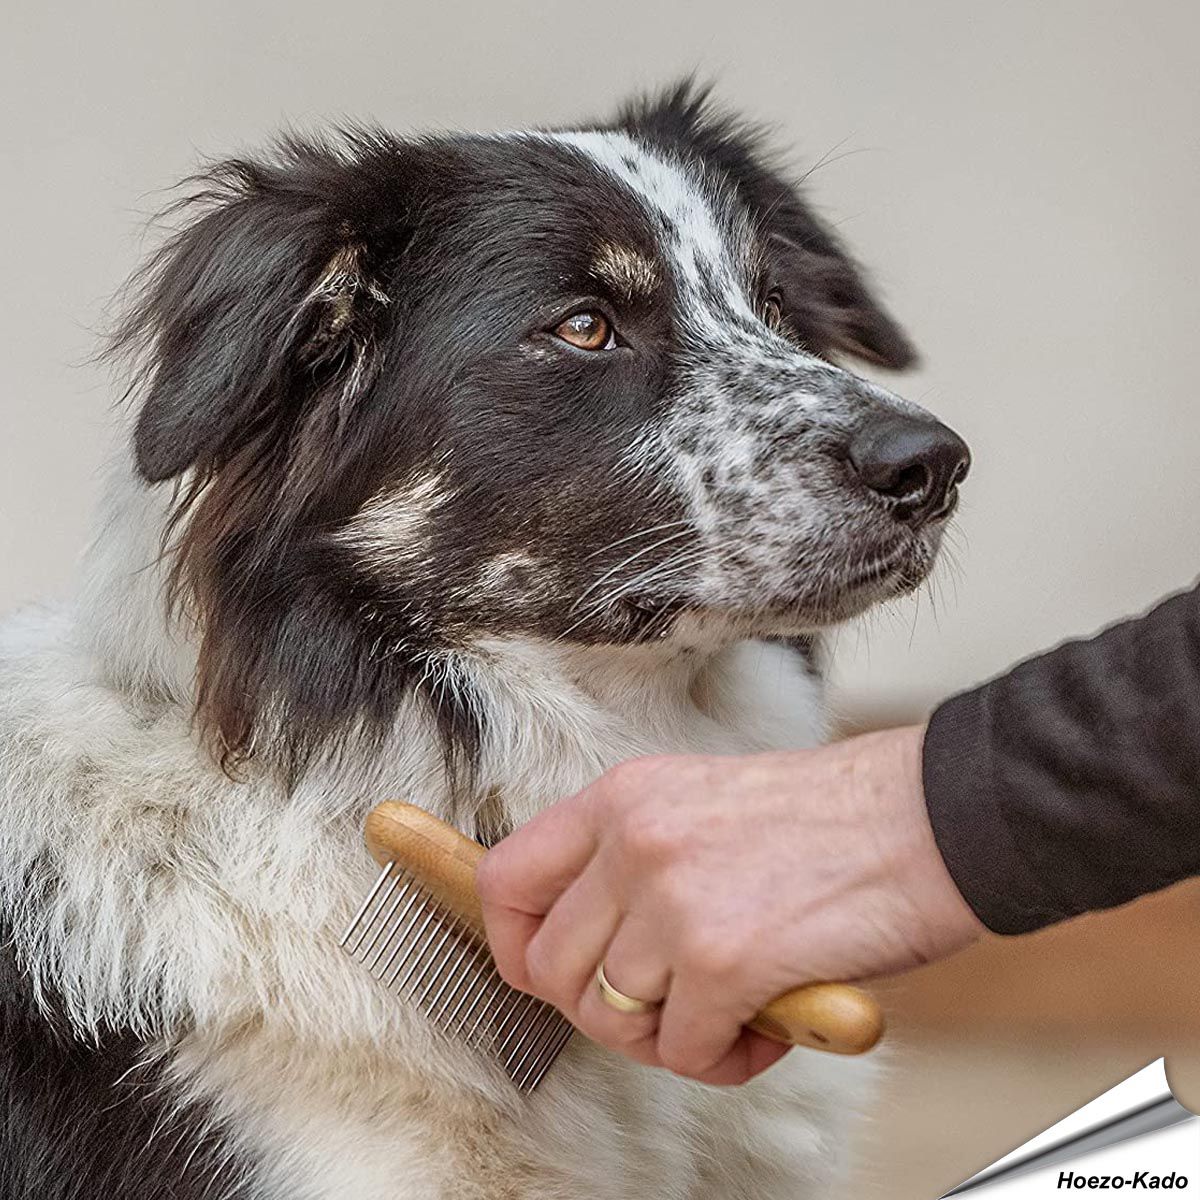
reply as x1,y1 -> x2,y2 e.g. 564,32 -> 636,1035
476,725 -> 984,1086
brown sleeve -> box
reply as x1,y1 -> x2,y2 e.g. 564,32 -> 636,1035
922,584 -> 1200,935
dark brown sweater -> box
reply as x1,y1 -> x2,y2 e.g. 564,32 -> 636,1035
922,584 -> 1200,934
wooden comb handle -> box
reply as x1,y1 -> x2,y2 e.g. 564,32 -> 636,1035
364,802 -> 884,1057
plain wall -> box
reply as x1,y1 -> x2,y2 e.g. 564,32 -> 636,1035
3,0 -> 1199,723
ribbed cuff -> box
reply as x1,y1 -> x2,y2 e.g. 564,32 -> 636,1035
922,689 -> 1069,936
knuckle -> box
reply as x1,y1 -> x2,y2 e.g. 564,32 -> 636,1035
586,1011 -> 654,1051
657,1044 -> 706,1080
607,1004 -> 659,1045
601,755 -> 673,807
492,951 -> 524,990
655,865 -> 697,912
609,1019 -> 654,1049
679,930 -> 743,980
473,854 -> 505,905
597,759 -> 646,811
618,807 -> 679,863
522,940 -> 560,998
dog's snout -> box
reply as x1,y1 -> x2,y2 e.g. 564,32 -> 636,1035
848,414 -> 970,525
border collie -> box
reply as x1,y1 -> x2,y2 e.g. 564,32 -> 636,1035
0,84 -> 968,1199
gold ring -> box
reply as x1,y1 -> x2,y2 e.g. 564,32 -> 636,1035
595,961 -> 659,1015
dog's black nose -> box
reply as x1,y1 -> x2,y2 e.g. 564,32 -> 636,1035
848,413 -> 970,525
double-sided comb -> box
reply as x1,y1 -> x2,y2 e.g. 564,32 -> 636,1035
341,802 -> 885,1093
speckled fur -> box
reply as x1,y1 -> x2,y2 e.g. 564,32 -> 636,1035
0,459 -> 874,1199
0,85 -> 956,1199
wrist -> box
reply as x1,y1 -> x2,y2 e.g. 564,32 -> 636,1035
860,724 -> 986,963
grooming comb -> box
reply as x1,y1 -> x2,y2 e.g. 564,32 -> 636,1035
341,801 -> 885,1093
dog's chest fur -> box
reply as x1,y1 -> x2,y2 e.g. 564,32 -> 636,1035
0,470 -> 874,1200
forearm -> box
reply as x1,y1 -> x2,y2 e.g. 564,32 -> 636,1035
924,583 -> 1200,934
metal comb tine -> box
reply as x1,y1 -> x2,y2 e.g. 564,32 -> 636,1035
354,873 -> 408,958
363,877 -> 420,971
463,968 -> 509,1044
445,952 -> 498,1037
511,1010 -> 571,1090
407,920 -> 459,1001
382,903 -> 442,988
523,1022 -> 575,1092
494,1000 -> 549,1079
340,862 -> 394,949
364,877 -> 420,973
411,912 -> 466,1002
507,1004 -> 559,1078
492,992 -> 542,1059
372,885 -> 428,980
349,868 -> 403,960
526,1022 -> 573,1091
426,936 -> 478,1024
449,942 -> 498,1031
348,862 -> 394,935
437,966 -> 477,1032
340,826 -> 579,1092
376,898 -> 435,988
525,1045 -> 565,1092
496,998 -> 549,1075
368,915 -> 413,984
517,1001 -> 572,1072
381,911 -> 439,992
393,905 -> 455,994
477,977 -> 526,1050
424,919 -> 479,1017
358,872 -> 410,966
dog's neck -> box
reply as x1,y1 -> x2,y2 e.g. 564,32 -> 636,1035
75,461 -> 824,839
0,457 -> 824,1045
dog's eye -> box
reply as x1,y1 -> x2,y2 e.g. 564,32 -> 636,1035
762,292 -> 785,332
555,311 -> 616,351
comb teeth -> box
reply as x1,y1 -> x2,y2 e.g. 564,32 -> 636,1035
340,862 -> 574,1093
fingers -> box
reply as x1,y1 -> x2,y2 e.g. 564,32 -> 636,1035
677,1030 -> 792,1087
477,789 -> 602,919
571,914 -> 670,1063
522,863 -> 621,1010
476,754 -> 800,1087
591,912 -> 672,1009
653,965 -> 753,1082
477,788 -> 605,993
548,905 -> 787,1087
574,980 -> 662,1067
479,907 -> 543,996
654,966 -> 792,1085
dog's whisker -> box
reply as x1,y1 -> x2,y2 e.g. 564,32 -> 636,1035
581,519 -> 692,562
11,85 -> 974,1197
557,546 -> 712,641
567,529 -> 695,615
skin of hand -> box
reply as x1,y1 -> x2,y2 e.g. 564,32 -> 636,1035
476,724 -> 986,1087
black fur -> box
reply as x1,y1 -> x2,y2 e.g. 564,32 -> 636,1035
0,925 -> 254,1200
6,84 -> 947,1193
110,82 -> 912,784
617,82 -> 917,369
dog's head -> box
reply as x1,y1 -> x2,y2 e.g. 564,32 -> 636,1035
116,84 -> 967,773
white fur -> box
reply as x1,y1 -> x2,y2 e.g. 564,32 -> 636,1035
590,242 -> 661,301
1,128 -> 905,1196
337,471 -> 450,575
547,130 -> 941,626
0,453 -> 876,1199
550,130 -> 759,335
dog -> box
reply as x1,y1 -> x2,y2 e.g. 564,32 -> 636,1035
0,83 -> 969,1199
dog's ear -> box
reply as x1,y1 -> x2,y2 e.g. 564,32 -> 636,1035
618,82 -> 917,370
116,133 -> 402,484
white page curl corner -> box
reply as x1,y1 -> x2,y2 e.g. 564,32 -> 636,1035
942,1060 -> 1197,1198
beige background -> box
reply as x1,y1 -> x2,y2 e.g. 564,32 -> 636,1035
4,2 -> 1200,715
3,3 -> 1198,1197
